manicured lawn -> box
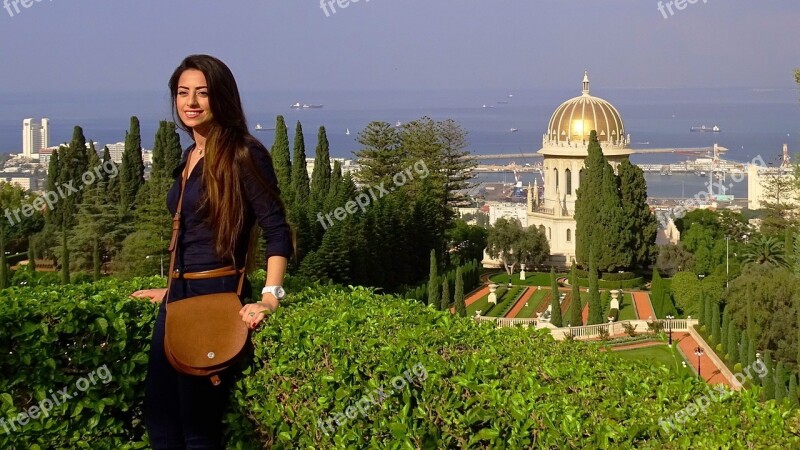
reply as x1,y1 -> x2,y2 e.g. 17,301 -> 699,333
489,272 -> 566,287
613,344 -> 695,376
467,286 -> 507,316
467,296 -> 491,316
617,293 -> 637,321
487,286 -> 526,317
514,289 -> 548,318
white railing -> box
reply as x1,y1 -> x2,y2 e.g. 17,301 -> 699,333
473,316 -> 698,340
475,316 -> 539,328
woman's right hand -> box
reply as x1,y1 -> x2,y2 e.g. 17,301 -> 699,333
131,289 -> 167,304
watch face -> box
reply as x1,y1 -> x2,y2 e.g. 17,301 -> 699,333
275,286 -> 286,299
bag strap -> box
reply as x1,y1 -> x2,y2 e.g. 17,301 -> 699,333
164,147 -> 247,308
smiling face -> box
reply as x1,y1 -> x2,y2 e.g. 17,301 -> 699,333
175,69 -> 213,135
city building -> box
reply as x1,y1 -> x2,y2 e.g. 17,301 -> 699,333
22,118 -> 49,159
487,202 -> 528,227
526,72 -> 633,264
1,176 -> 37,191
747,144 -> 797,210
106,142 -> 126,163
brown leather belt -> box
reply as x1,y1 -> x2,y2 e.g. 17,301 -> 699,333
170,265 -> 243,280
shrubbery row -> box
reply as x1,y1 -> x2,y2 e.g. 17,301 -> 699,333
2,279 -> 799,449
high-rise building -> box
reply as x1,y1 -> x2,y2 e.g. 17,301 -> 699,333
22,118 -> 49,159
106,142 -> 126,163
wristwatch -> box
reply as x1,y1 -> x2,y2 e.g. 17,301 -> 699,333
261,285 -> 286,301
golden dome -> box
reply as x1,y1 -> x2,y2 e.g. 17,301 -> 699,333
546,72 -> 625,144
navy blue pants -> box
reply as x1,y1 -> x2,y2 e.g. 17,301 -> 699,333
144,273 -> 251,449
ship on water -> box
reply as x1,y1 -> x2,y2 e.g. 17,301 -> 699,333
690,125 -> 720,132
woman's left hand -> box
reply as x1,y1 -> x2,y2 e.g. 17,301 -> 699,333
239,296 -> 278,329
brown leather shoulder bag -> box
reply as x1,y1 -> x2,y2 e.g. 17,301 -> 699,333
163,151 -> 250,386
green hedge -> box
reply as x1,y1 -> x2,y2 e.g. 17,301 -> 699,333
2,279 -> 799,448
601,272 -> 637,282
572,270 -> 637,282
404,260 -> 481,305
0,278 -> 162,449
576,277 -> 645,290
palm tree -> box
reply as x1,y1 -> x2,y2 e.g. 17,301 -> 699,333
741,235 -> 787,267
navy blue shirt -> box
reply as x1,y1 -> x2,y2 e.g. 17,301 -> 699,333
166,140 -> 292,275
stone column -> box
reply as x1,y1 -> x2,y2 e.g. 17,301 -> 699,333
488,284 -> 498,304
520,264 -> 526,281
610,289 -> 620,311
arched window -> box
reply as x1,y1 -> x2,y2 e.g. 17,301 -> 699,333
538,225 -> 545,235
553,168 -> 559,192
548,227 -> 551,239
579,168 -> 584,187
566,229 -> 572,242
565,169 -> 572,195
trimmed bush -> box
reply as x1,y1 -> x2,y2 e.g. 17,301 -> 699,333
576,277 -> 645,290
3,280 -> 800,448
601,272 -> 637,281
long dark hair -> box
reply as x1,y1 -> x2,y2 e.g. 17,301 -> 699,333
168,54 -> 292,266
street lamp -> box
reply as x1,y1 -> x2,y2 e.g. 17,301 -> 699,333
666,315 -> 674,346
694,346 -> 704,380
146,255 -> 165,277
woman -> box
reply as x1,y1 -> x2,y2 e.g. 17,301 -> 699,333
131,54 -> 293,449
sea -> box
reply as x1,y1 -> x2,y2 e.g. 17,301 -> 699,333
2,87 -> 798,199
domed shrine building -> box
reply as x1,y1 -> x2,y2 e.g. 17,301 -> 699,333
527,72 -> 633,264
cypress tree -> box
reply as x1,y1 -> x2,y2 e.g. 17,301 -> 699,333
271,116 -> 292,196
87,141 -> 101,168
721,304 -> 730,353
440,277 -> 450,312
151,120 -> 169,181
45,148 -> 61,225
291,121 -> 311,204
711,301 -> 721,346
618,159 -> 658,268
427,250 -> 439,308
727,322 -> 739,364
598,160 -> 628,271
651,268 -> 664,318
762,351 -> 775,401
775,362 -> 787,405
550,268 -> 563,327
103,146 -> 120,204
575,131 -> 605,267
455,267 -> 466,317
322,160 -> 343,212
120,116 -> 144,211
568,263 -> 582,327
739,332 -> 749,371
311,126 -> 332,204
704,293 -> 714,333
699,286 -> 706,327
588,257 -> 603,325
789,373 -> 800,408
164,122 -> 183,177
748,337 -> 757,384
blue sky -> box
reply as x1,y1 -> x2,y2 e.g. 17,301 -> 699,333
1,0 -> 799,93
